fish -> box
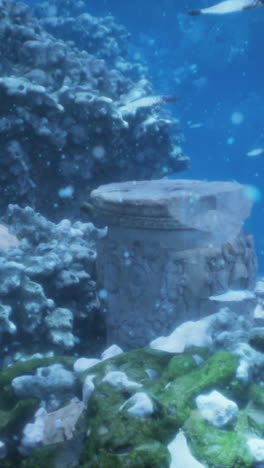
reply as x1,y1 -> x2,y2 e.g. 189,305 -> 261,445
119,95 -> 178,116
188,122 -> 204,128
80,201 -> 94,215
246,147 -> 264,157
188,0 -> 264,16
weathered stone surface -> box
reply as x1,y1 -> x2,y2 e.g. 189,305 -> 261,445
92,179 -> 257,349
91,179 -> 251,240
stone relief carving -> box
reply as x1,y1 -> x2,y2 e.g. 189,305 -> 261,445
92,179 -> 257,349
97,232 -> 257,348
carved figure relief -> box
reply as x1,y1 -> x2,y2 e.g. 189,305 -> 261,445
97,229 -> 257,349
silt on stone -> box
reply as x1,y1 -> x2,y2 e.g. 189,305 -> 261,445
91,179 -> 257,349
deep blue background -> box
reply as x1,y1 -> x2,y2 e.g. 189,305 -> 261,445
85,0 -> 264,273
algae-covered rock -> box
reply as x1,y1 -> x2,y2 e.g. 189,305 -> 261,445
1,348 -> 260,467
82,441 -> 170,468
184,411 -> 253,467
78,349 -> 241,467
0,356 -> 75,410
155,350 -> 238,425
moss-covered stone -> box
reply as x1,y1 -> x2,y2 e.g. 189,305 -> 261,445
0,356 -> 75,388
249,383 -> 264,408
155,350 -> 238,425
159,353 -> 198,382
233,409 -> 263,437
80,441 -> 170,468
224,378 -> 250,407
184,411 -> 253,468
21,445 -> 59,468
0,348 -> 256,468
79,348 -> 172,390
0,398 -> 39,437
0,356 -> 75,410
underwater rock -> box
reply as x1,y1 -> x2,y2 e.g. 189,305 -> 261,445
102,370 -> 143,389
210,289 -> 256,318
73,357 -> 101,374
150,312 -> 215,353
167,430 -> 205,468
12,363 -> 76,410
195,389 -> 238,428
101,343 -> 124,360
20,406 -> 47,455
120,392 -> 154,418
247,437 -> 264,463
82,374 -> 96,409
150,303 -> 262,376
2,347 -> 264,466
92,178 -> 257,349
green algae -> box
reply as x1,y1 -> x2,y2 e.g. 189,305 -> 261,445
249,383 -> 264,408
80,440 -> 170,468
0,356 -> 75,388
160,353 -> 198,381
184,411 -> 253,468
79,348 -> 172,390
154,350 -> 238,425
0,347 -> 253,468
21,446 -> 58,468
79,350 -> 239,467
0,398 -> 39,437
0,356 -> 75,410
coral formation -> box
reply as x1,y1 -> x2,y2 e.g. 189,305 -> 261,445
0,204 -> 106,364
0,0 -> 188,220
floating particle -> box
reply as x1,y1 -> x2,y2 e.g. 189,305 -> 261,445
246,147 -> 264,157
58,185 -> 75,198
98,289 -> 108,299
245,184 -> 262,202
230,111 -> 244,125
92,145 -> 106,160
227,137 -> 235,145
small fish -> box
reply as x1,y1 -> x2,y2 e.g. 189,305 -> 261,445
189,0 -> 264,16
80,201 -> 94,215
246,147 -> 264,157
188,122 -> 204,128
119,95 -> 178,115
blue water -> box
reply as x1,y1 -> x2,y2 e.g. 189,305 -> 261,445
85,0 -> 264,273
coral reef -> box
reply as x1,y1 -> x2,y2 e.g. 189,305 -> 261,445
0,0 -> 188,220
0,205 -> 106,365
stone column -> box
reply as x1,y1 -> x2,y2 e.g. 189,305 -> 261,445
91,179 -> 257,349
